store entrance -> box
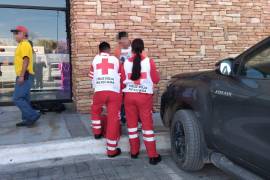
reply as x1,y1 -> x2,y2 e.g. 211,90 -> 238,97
0,1 -> 71,105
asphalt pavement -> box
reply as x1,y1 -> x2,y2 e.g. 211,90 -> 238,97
0,154 -> 233,180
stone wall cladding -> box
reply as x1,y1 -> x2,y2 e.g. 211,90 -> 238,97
70,0 -> 270,113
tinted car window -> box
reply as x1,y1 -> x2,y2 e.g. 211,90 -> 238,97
241,46 -> 270,79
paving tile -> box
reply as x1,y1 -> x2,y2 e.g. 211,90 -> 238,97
93,174 -> 107,180
64,114 -> 90,138
63,164 -> 77,175
0,174 -> 12,180
2,155 -> 231,180
75,162 -> 90,173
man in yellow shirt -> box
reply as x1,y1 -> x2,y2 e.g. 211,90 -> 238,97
11,26 -> 40,127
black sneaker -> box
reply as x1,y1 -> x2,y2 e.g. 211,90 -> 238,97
108,148 -> 121,158
16,121 -> 29,127
149,154 -> 162,165
131,152 -> 139,159
26,113 -> 41,128
26,121 -> 37,128
94,134 -> 103,139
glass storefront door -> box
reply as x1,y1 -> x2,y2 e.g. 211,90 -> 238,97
0,1 -> 71,104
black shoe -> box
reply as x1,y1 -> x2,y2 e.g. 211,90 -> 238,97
25,113 -> 41,128
149,154 -> 162,165
131,152 -> 139,159
16,121 -> 29,127
16,121 -> 35,128
108,148 -> 121,158
26,121 -> 37,128
94,134 -> 103,139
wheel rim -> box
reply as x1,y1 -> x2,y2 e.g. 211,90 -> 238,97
173,120 -> 186,162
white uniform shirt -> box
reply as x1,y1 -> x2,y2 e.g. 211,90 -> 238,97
122,57 -> 154,94
91,53 -> 120,93
119,46 -> 132,63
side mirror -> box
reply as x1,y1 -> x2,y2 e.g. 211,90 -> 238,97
216,58 -> 234,76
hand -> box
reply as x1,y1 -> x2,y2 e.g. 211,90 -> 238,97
18,76 -> 25,85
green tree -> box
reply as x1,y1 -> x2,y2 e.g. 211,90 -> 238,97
36,39 -> 57,53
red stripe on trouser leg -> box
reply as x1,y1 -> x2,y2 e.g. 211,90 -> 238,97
126,93 -> 158,157
91,120 -> 102,135
129,132 -> 140,155
105,92 -> 122,156
125,95 -> 141,155
91,91 -> 121,142
91,92 -> 104,135
143,133 -> 155,138
143,130 -> 158,158
107,139 -> 118,155
129,137 -> 140,155
139,94 -> 158,158
128,128 -> 140,155
144,140 -> 157,158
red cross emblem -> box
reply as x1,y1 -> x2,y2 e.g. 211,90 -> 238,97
128,72 -> 147,85
96,58 -> 114,75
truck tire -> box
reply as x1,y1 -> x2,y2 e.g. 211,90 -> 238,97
170,110 -> 204,171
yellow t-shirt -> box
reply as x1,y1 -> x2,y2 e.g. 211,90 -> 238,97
14,40 -> 34,76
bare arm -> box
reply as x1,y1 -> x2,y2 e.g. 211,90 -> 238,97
20,56 -> 29,78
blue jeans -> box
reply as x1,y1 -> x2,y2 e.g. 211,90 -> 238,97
13,75 -> 39,122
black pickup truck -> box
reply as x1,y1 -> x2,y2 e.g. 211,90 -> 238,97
161,37 -> 270,180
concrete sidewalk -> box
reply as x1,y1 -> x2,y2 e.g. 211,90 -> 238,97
0,104 -> 169,166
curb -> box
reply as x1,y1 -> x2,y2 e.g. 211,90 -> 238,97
0,132 -> 170,166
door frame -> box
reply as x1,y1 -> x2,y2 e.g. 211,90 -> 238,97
233,36 -> 270,76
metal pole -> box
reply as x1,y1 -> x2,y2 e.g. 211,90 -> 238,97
56,11 -> 59,53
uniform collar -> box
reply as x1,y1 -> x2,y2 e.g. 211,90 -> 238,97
122,45 -> 131,50
100,52 -> 110,56
128,53 -> 146,62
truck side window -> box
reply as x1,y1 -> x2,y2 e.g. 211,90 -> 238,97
241,46 -> 270,79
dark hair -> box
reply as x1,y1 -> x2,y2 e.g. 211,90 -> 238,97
117,31 -> 128,40
99,41 -> 110,52
130,38 -> 144,81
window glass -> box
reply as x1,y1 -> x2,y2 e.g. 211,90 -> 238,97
0,0 -> 66,7
0,8 -> 71,103
241,46 -> 270,79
